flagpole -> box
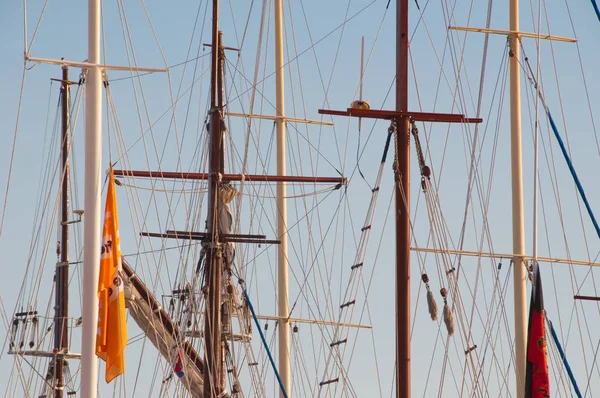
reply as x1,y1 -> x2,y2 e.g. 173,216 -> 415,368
81,0 -> 102,394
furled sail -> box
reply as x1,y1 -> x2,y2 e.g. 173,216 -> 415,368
122,260 -> 204,397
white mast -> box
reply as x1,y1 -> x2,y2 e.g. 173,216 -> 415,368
81,0 -> 102,395
274,0 -> 291,395
509,0 -> 528,394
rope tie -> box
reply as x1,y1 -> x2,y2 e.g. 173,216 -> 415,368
410,120 -> 431,191
29,316 -> 38,348
421,273 -> 438,320
391,121 -> 400,182
440,287 -> 454,336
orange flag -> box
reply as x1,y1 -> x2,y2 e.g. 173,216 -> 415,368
96,166 -> 128,382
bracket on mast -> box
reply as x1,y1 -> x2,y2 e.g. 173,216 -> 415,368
26,56 -> 168,73
191,312 -> 372,329
411,247 -> 600,267
319,108 -> 482,124
113,169 -> 347,185
574,295 -> 600,301
202,43 -> 240,52
225,112 -> 334,126
50,78 -> 80,85
448,26 -> 577,43
8,350 -> 82,359
141,231 -> 281,245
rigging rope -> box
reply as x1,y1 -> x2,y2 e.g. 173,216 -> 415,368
317,123 -> 393,393
407,4 -> 510,391
411,119 -> 458,337
545,110 -> 600,239
548,318 -> 583,398
241,289 -> 289,398
514,39 -> 600,391
521,56 -> 600,240
590,0 -> 600,23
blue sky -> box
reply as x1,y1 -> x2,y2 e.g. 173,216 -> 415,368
2,0 -> 600,397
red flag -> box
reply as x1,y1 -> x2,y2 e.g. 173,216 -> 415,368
525,266 -> 550,397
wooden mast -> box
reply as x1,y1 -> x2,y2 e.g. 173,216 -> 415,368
203,0 -> 226,395
53,65 -> 71,398
319,2 -> 482,396
395,0 -> 411,396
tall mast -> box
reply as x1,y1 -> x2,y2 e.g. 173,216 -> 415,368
446,11 -> 577,398
218,30 -> 226,172
274,0 -> 291,396
81,0 -> 102,394
18,3 -> 167,395
395,0 -> 411,396
53,65 -> 71,398
319,2 -> 481,395
509,0 -> 527,394
204,0 -> 226,395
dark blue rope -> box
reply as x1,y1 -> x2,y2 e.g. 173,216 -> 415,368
242,290 -> 289,398
590,0 -> 600,23
546,110 -> 600,239
549,319 -> 582,398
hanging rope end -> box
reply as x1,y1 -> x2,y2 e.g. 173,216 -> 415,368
440,287 -> 454,336
427,289 -> 438,321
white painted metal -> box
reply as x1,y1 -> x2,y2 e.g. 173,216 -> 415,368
247,314 -> 371,329
509,0 -> 528,393
275,0 -> 290,396
25,56 -> 168,72
190,313 -> 372,329
81,0 -> 102,395
410,247 -> 600,267
444,18 -> 579,398
447,26 -> 576,42
225,112 -> 334,126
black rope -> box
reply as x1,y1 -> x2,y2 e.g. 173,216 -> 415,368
381,123 -> 395,164
410,119 -> 431,190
